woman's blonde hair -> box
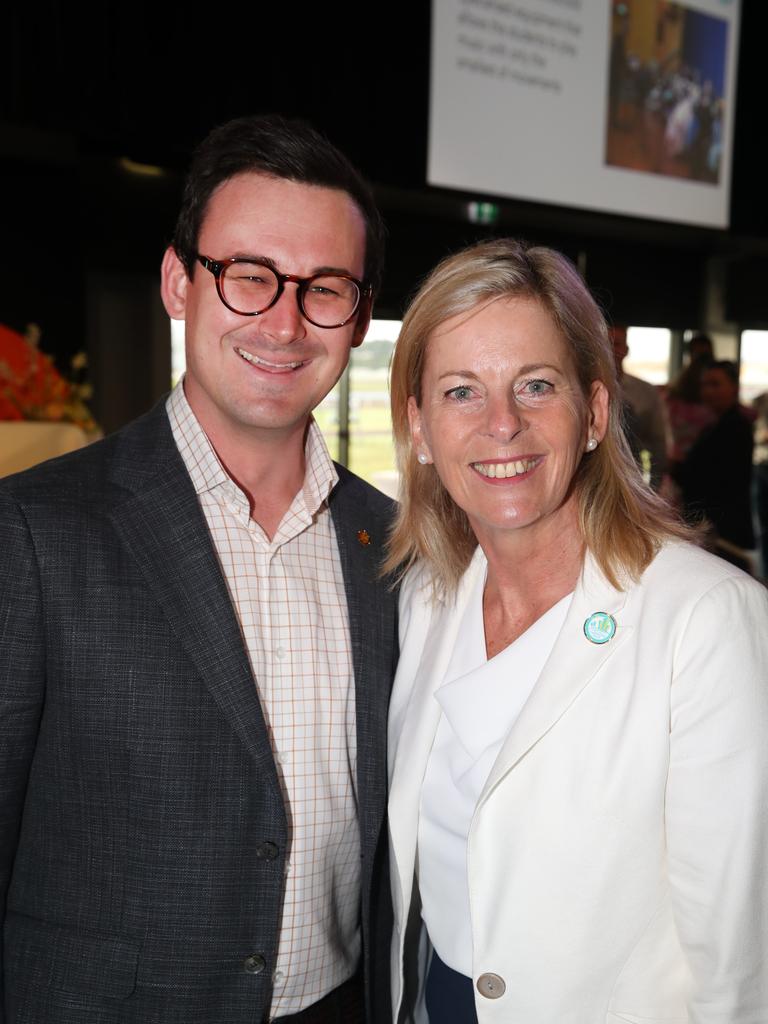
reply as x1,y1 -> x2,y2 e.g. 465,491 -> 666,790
385,238 -> 689,592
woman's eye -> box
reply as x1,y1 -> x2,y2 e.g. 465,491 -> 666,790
445,385 -> 473,402
520,379 -> 553,397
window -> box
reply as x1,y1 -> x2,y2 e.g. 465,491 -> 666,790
315,320 -> 400,497
624,327 -> 672,384
739,331 -> 768,405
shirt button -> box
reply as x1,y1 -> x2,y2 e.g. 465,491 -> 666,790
254,841 -> 279,861
275,646 -> 287,660
243,953 -> 266,975
476,973 -> 506,999
273,969 -> 285,983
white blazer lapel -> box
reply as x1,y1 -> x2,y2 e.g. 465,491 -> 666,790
479,553 -> 635,801
388,549 -> 486,911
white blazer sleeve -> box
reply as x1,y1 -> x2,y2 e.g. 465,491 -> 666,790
666,573 -> 768,1021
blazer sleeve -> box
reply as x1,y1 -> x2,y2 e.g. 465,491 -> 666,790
0,490 -> 46,1019
665,573 -> 768,1021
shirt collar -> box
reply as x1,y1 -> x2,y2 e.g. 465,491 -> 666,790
166,378 -> 338,519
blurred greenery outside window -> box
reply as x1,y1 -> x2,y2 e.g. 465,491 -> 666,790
170,318 -> 400,498
313,320 -> 400,498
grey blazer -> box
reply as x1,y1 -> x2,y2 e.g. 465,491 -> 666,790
0,401 -> 398,1024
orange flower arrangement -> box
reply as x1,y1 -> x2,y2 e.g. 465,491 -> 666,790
0,323 -> 98,432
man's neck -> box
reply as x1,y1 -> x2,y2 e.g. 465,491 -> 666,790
184,396 -> 309,540
220,439 -> 306,540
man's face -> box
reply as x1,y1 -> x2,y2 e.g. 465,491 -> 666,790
700,367 -> 738,416
161,172 -> 369,448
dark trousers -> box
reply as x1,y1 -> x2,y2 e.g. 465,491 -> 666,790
425,950 -> 478,1024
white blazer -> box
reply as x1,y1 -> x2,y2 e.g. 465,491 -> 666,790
388,541 -> 768,1024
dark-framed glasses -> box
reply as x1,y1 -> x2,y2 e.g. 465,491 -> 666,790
196,255 -> 370,329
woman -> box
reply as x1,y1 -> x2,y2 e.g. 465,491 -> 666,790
385,239 -> 768,1023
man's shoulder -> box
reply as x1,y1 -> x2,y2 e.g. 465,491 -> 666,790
331,463 -> 397,522
624,372 -> 662,404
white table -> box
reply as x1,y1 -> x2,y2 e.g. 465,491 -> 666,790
0,421 -> 89,477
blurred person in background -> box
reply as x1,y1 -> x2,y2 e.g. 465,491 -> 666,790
609,325 -> 667,490
676,360 -> 755,566
665,332 -> 715,473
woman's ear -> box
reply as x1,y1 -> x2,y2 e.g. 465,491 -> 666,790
407,395 -> 432,463
587,380 -> 610,444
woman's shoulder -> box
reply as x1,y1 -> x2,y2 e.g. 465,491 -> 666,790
642,539 -> 767,610
648,539 -> 750,580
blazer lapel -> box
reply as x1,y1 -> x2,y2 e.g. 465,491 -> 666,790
479,554 -> 634,801
329,471 -> 395,851
388,549 -> 486,901
108,407 -> 280,780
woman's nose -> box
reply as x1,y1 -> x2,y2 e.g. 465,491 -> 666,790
482,394 -> 525,442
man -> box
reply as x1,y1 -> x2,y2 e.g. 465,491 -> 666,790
609,325 -> 668,490
678,359 -> 755,561
0,116 -> 398,1024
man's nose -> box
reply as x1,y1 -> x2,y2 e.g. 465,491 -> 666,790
260,282 -> 307,343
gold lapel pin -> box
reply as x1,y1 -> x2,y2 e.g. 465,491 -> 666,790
357,529 -> 372,546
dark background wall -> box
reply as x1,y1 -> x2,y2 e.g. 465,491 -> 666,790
2,2 -> 766,431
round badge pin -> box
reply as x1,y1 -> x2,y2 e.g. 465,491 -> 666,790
583,612 -> 616,645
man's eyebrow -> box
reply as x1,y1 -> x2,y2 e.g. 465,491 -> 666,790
223,253 -> 358,278
226,252 -> 280,270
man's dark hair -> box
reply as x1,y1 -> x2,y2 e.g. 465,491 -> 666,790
688,332 -> 714,360
171,114 -> 385,294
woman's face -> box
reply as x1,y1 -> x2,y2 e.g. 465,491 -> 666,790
408,295 -> 608,549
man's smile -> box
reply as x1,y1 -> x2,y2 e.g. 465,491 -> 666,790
234,346 -> 308,373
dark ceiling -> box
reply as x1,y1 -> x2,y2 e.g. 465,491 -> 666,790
2,1 -> 767,360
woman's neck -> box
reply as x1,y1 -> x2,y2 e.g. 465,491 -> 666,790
478,512 -> 585,658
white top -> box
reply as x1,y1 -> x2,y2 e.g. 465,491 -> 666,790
167,382 -> 359,1017
417,565 -> 572,975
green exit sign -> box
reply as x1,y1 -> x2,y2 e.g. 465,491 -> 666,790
468,201 -> 499,225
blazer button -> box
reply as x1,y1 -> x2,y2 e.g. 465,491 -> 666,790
476,973 -> 506,999
255,841 -> 279,861
243,953 -> 266,975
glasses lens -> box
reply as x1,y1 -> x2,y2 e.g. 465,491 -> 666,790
302,276 -> 361,327
220,261 -> 278,315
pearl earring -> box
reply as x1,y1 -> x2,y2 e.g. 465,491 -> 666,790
586,438 -> 598,452
417,452 -> 429,465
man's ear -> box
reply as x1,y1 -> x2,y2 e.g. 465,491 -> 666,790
350,293 -> 373,349
160,247 -> 189,320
